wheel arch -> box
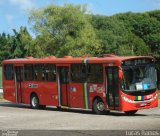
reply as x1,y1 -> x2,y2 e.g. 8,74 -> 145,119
30,92 -> 38,100
92,96 -> 104,108
30,92 -> 41,105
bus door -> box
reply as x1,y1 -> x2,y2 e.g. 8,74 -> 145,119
14,66 -> 24,103
57,66 -> 69,107
106,67 -> 119,110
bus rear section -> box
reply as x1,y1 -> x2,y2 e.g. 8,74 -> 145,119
2,63 -> 59,108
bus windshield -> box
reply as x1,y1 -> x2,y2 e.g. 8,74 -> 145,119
122,65 -> 157,92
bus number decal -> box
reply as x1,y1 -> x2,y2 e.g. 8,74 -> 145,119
28,83 -> 38,88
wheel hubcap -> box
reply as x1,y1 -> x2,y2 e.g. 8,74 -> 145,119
32,97 -> 38,107
97,102 -> 104,111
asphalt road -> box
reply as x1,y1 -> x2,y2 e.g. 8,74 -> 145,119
0,102 -> 159,131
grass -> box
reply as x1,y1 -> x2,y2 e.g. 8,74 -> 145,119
0,94 -> 2,99
0,93 -> 3,102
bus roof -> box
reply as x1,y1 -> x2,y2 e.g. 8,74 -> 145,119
2,55 -> 154,65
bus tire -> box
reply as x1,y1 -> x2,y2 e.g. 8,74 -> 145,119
92,98 -> 105,115
30,94 -> 40,109
125,110 -> 138,115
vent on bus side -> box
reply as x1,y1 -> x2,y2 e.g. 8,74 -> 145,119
64,56 -> 73,58
26,56 -> 34,59
81,55 -> 88,58
103,54 -> 117,57
47,56 -> 57,59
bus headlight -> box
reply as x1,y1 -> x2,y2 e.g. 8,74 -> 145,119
149,94 -> 157,101
122,94 -> 157,104
122,96 -> 136,103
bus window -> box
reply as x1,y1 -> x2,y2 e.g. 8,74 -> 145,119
24,64 -> 34,81
87,64 -> 103,83
34,64 -> 45,81
71,64 -> 87,82
4,64 -> 14,80
44,64 -> 56,82
59,67 -> 69,83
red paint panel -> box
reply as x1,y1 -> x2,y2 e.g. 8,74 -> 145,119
23,81 -> 58,106
88,83 -> 106,109
42,82 -> 58,106
17,82 -> 22,103
3,80 -> 16,102
69,83 -> 84,108
69,83 -> 106,109
61,84 -> 68,106
120,90 -> 158,111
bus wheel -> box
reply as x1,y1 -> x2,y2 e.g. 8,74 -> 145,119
30,94 -> 40,109
92,98 -> 105,115
125,110 -> 138,115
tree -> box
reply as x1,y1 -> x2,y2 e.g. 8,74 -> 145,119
91,11 -> 160,56
0,8 -> 160,61
114,11 -> 160,56
0,26 -> 33,62
0,33 -> 10,62
91,15 -> 135,55
9,26 -> 33,58
118,33 -> 150,56
29,4 -> 101,57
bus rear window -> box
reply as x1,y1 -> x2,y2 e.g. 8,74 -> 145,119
4,64 -> 14,80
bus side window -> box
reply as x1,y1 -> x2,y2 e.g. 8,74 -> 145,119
4,64 -> 14,80
34,64 -> 45,81
71,64 -> 87,82
87,64 -> 103,83
24,64 -> 34,81
44,64 -> 56,82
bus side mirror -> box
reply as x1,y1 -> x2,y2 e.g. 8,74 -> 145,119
119,69 -> 123,80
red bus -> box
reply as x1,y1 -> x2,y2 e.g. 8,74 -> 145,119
2,55 -> 158,115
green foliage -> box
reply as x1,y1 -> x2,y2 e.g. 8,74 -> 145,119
0,26 -> 33,63
0,33 -> 10,61
29,4 -> 101,57
91,12 -> 157,56
111,12 -> 160,57
0,4 -> 160,59
0,94 -> 3,100
91,15 -> 129,55
11,27 -> 33,58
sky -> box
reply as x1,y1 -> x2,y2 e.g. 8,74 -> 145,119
0,0 -> 160,36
